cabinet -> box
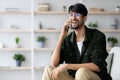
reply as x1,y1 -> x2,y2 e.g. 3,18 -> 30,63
0,0 -> 120,80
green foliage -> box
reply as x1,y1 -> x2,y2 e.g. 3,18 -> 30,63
37,36 -> 47,42
13,53 -> 25,62
15,37 -> 20,44
63,5 -> 66,11
88,22 -> 98,28
107,37 -> 118,46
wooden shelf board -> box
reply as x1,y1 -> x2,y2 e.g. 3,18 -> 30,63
34,11 -> 67,15
100,29 -> 120,33
0,29 -> 31,33
35,29 -> 120,33
34,48 -> 53,51
34,66 -> 44,70
0,48 -> 31,51
89,11 -> 120,15
34,11 -> 120,15
0,67 -> 31,70
34,29 -> 61,33
0,11 -> 30,15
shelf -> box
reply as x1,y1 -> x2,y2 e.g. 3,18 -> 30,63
34,29 -> 61,33
35,29 -> 120,33
0,48 -> 31,51
34,11 -> 67,15
89,11 -> 120,15
0,66 -> 45,70
34,66 -> 44,70
0,66 -> 31,70
100,29 -> 120,33
0,29 -> 31,33
0,11 -> 30,15
34,11 -> 120,15
34,48 -> 53,51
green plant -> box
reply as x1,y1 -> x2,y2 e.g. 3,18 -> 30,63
13,53 -> 25,62
107,37 -> 118,46
88,22 -> 98,28
15,37 -> 20,44
37,36 -> 47,42
63,5 -> 66,11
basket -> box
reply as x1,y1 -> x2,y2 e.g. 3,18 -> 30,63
38,4 -> 49,11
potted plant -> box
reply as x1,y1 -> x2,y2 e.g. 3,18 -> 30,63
107,37 -> 118,48
88,22 -> 98,29
13,53 -> 25,67
63,5 -> 67,11
37,36 -> 47,48
15,37 -> 20,48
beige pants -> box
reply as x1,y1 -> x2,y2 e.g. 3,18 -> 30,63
42,66 -> 101,80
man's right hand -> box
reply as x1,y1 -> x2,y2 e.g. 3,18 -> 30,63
60,20 -> 71,38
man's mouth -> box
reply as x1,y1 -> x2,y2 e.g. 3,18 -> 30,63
72,21 -> 78,24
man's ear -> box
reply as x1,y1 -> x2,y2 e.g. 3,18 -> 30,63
84,16 -> 87,21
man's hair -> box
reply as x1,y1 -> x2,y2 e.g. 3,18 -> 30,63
68,3 -> 88,16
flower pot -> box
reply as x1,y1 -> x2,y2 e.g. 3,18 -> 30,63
39,42 -> 45,48
15,44 -> 21,48
16,60 -> 22,67
107,42 -> 114,48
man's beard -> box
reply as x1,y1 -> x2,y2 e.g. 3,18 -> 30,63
71,19 -> 84,30
71,22 -> 84,30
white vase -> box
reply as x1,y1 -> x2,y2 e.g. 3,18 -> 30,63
39,42 -> 45,48
15,44 -> 20,48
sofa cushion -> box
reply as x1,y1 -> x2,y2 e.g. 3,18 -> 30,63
110,47 -> 120,80
106,52 -> 114,73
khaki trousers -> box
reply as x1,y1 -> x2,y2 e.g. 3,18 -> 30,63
42,66 -> 101,80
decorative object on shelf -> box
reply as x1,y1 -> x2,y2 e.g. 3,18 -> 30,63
15,37 -> 21,48
0,43 -> 3,48
37,36 -> 47,48
115,5 -> 120,12
13,53 -> 25,67
4,7 -> 20,12
87,21 -> 98,29
38,3 -> 50,11
10,24 -> 18,29
89,8 -> 104,12
39,22 -> 42,29
47,28 -> 55,30
62,5 -> 67,11
107,37 -> 118,48
110,18 -> 119,29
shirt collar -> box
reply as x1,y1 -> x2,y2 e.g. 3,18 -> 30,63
69,26 -> 92,43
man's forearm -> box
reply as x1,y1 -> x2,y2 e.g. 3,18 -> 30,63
62,63 -> 100,72
50,35 -> 65,67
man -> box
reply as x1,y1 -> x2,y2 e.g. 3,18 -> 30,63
42,3 -> 112,80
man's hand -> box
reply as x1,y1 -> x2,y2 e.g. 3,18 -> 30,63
50,64 -> 67,80
60,20 -> 71,38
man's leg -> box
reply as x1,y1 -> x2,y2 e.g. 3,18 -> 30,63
75,68 -> 101,80
42,65 -> 74,80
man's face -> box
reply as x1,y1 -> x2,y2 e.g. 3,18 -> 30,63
68,12 -> 86,29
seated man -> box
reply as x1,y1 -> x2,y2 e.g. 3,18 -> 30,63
42,3 -> 112,80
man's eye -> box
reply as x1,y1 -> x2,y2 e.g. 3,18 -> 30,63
76,13 -> 81,17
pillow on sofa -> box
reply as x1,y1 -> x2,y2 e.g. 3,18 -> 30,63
106,53 -> 114,73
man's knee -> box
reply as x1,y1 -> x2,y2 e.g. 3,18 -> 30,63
76,68 -> 89,76
75,68 -> 101,80
44,65 -> 55,73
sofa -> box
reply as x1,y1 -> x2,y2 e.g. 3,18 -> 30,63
106,47 -> 120,80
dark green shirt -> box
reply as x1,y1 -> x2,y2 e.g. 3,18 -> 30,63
59,26 -> 112,80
